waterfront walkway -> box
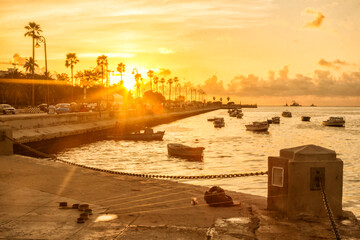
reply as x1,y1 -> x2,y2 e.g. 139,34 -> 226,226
1,155 -> 359,239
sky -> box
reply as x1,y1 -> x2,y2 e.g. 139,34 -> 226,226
0,0 -> 360,106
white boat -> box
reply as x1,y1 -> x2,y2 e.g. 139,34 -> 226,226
167,143 -> 205,160
245,121 -> 269,131
322,117 -> 345,127
282,111 -> 292,117
272,117 -> 280,124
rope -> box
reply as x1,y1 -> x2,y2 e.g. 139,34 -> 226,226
319,178 -> 342,240
6,135 -> 268,179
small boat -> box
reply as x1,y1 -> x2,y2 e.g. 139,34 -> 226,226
301,116 -> 311,121
290,100 -> 301,107
322,117 -> 345,127
245,121 -> 269,131
272,117 -> 280,124
213,118 -> 225,128
207,117 -> 217,121
267,119 -> 273,124
167,143 -> 205,160
282,111 -> 292,117
310,103 -> 316,107
111,128 -> 165,140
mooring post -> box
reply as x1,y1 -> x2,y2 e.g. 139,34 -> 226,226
267,144 -> 343,219
0,125 -> 13,155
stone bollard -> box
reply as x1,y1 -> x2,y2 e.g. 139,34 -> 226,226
267,144 -> 343,219
0,125 -> 13,155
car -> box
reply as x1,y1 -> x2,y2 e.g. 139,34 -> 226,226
55,103 -> 70,114
0,104 -> 16,114
38,103 -> 49,112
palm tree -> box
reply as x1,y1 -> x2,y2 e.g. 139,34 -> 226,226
160,78 -> 165,96
96,55 -> 108,86
153,76 -> 159,92
65,53 -> 79,86
24,57 -> 38,74
117,63 -> 125,86
227,96 -> 230,103
24,22 -> 42,105
132,68 -> 141,98
173,77 -> 179,99
147,70 -> 154,91
213,96 -> 216,102
167,78 -> 173,100
220,97 -> 223,103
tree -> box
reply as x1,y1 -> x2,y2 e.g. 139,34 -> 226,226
56,73 -> 70,81
167,78 -> 173,100
160,78 -> 165,96
24,22 -> 42,105
147,70 -> 154,91
220,97 -> 223,103
173,77 -> 179,99
96,55 -> 108,86
65,53 -> 79,86
213,96 -> 216,102
24,57 -> 38,74
227,97 -> 230,102
132,68 -> 141,98
117,62 -> 125,86
153,76 -> 159,92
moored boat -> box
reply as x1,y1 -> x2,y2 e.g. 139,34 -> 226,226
213,118 -> 225,128
272,117 -> 280,124
167,143 -> 205,160
322,117 -> 345,127
301,116 -> 311,121
282,111 -> 292,117
110,128 -> 165,140
245,121 -> 269,131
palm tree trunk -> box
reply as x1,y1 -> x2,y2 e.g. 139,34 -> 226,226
32,33 -> 35,106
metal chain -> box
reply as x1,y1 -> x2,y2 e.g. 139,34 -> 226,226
5,135 -> 268,179
319,178 -> 342,240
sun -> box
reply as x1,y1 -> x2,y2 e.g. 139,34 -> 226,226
109,71 -> 135,90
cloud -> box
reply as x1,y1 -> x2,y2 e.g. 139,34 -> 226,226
318,58 -> 351,69
157,68 -> 171,76
200,75 -> 226,95
158,48 -> 174,54
303,8 -> 325,28
201,66 -> 360,97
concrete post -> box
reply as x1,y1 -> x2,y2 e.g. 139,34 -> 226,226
268,144 -> 343,219
0,125 -> 13,155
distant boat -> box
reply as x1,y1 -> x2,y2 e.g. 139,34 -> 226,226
167,143 -> 205,160
322,117 -> 345,127
213,118 -> 225,128
245,121 -> 269,131
110,128 -> 165,140
290,100 -> 301,107
310,103 -> 316,107
272,117 -> 280,124
301,116 -> 311,121
282,111 -> 292,117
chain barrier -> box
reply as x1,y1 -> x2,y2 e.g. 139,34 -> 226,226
319,178 -> 342,240
5,135 -> 268,179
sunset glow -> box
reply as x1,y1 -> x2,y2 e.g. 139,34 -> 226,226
0,0 -> 359,105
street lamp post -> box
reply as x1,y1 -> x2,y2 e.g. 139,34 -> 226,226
36,36 -> 48,104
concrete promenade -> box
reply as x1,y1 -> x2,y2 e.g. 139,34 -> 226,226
1,154 -> 360,239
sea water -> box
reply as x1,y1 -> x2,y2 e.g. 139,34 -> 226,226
56,106 -> 360,219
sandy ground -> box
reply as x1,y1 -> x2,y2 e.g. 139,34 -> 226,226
0,154 -> 359,240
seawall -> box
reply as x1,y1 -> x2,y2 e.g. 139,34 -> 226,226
0,107 -> 218,154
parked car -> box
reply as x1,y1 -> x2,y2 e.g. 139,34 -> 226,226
38,103 -> 49,112
55,103 -> 70,114
0,104 -> 16,114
